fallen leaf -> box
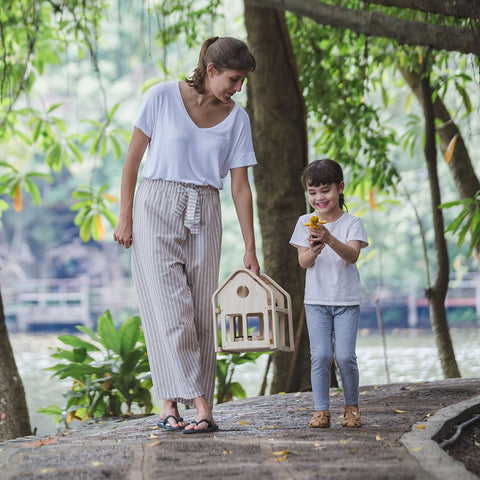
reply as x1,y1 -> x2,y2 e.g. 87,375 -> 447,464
410,446 -> 424,452
274,450 -> 290,456
223,448 -> 232,455
474,441 -> 480,448
339,438 -> 353,445
26,436 -> 59,448
40,468 -> 56,474
260,426 -> 266,430
376,435 -> 383,441
239,420 -> 250,426
150,425 -> 159,430
394,409 -> 406,414
150,432 -> 159,439
91,461 -> 103,467
275,455 -> 288,462
416,425 -> 426,429
314,441 -> 321,447
148,440 -> 162,447
278,392 -> 286,395
360,391 -> 368,395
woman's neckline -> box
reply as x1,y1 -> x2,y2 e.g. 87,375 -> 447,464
176,81 -> 238,130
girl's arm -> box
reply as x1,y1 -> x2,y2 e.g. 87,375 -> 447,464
113,127 -> 150,249
297,241 -> 325,269
230,166 -> 260,275
328,238 -> 361,263
310,226 -> 361,264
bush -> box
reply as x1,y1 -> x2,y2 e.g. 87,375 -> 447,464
38,310 -> 153,429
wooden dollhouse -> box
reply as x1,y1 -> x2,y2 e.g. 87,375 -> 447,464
212,269 -> 293,353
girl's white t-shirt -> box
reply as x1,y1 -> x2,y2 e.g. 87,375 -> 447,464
134,81 -> 257,189
289,212 -> 369,306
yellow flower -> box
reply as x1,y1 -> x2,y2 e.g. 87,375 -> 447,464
304,215 -> 326,229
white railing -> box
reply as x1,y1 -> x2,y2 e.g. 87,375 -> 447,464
2,277 -> 138,331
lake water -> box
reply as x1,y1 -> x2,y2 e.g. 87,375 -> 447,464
9,327 -> 480,436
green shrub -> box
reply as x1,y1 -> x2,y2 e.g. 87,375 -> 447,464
38,310 -> 153,428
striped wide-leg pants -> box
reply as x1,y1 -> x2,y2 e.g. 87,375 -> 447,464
131,178 -> 221,406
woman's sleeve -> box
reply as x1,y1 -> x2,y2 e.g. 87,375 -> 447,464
226,109 -> 257,170
134,85 -> 161,138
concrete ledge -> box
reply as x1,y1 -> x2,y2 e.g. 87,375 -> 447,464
400,395 -> 480,480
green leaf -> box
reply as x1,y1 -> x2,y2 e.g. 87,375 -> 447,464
58,334 -> 100,351
119,316 -> 141,359
37,405 -> 64,416
229,382 -> 246,399
97,310 -> 121,354
24,177 -> 41,205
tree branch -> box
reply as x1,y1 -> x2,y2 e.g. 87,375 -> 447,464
245,0 -> 480,55
369,0 -> 480,20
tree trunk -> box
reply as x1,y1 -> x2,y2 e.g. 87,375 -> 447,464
400,67 -> 480,203
244,3 -> 311,393
419,60 -> 461,379
245,0 -> 480,56
400,66 -> 480,255
0,290 -> 31,441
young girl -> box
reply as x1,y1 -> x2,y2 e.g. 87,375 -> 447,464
113,37 -> 260,433
289,159 -> 368,428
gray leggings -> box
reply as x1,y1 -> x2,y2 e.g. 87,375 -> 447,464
305,304 -> 360,410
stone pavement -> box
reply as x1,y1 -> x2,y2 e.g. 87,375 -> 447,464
0,378 -> 479,480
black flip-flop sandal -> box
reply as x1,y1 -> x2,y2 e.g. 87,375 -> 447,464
182,419 -> 218,434
157,415 -> 185,431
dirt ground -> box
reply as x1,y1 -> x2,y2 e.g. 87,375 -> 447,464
445,421 -> 480,476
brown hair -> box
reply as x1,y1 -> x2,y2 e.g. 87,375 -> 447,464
301,159 -> 346,210
186,36 -> 256,93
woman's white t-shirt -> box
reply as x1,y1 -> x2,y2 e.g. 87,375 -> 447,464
134,81 -> 256,189
289,212 -> 369,306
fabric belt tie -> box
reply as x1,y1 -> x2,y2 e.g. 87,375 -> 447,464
173,187 -> 200,234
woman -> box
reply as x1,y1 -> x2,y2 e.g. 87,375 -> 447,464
113,36 -> 260,433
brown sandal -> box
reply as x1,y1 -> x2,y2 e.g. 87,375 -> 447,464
342,405 -> 362,428
308,410 -> 331,428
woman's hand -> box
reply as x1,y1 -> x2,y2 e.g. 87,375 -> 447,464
243,250 -> 260,275
113,218 -> 133,249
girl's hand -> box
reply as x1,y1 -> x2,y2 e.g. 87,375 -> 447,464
308,235 -> 326,255
309,225 -> 330,246
113,218 -> 133,249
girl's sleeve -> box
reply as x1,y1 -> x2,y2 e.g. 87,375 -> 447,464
289,216 -> 309,248
348,217 -> 369,248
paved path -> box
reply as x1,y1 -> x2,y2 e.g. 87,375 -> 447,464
0,378 -> 479,479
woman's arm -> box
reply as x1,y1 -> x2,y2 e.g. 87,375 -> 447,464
230,166 -> 260,274
113,127 -> 150,249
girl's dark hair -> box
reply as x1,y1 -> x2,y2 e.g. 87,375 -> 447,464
301,158 -> 346,210
186,36 -> 256,93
